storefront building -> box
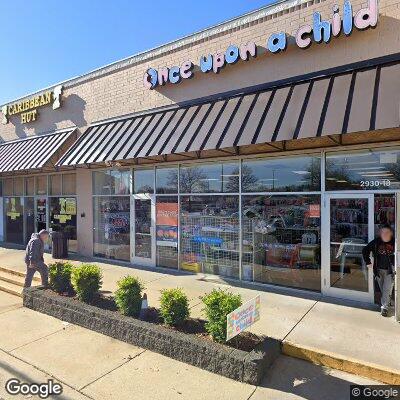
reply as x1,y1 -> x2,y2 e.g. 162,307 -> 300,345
1,0 -> 400,305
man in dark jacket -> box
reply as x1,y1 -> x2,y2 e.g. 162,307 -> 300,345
362,224 -> 395,317
24,229 -> 49,288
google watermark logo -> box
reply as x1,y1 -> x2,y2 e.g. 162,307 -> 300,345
5,378 -> 63,399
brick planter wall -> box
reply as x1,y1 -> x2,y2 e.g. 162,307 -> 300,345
23,287 -> 280,385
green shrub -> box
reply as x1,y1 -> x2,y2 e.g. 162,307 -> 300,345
114,276 -> 144,317
49,261 -> 74,294
159,288 -> 189,327
202,289 -> 242,343
71,264 -> 102,303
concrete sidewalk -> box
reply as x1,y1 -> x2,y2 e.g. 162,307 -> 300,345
0,246 -> 399,384
0,291 -> 380,400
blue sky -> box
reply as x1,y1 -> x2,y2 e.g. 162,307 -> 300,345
0,0 -> 275,104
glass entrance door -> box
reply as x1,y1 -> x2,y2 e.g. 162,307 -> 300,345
132,194 -> 155,266
36,198 -> 47,232
5,197 -> 24,244
322,194 -> 374,302
24,197 -> 35,244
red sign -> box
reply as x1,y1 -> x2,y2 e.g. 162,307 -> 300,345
309,204 -> 320,218
156,202 -> 178,226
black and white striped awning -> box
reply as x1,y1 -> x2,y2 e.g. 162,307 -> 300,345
0,128 -> 76,173
58,55 -> 400,167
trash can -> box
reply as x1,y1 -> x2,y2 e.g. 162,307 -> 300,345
51,231 -> 68,259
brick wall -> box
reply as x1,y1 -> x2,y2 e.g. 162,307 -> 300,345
1,0 -> 399,141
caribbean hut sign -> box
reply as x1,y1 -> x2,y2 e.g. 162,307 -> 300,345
2,85 -> 63,124
144,0 -> 378,89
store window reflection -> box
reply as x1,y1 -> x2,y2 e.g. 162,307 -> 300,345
110,170 -> 131,195
93,171 -> 113,195
156,167 -> 178,194
179,162 -> 239,193
180,196 -> 239,278
242,195 -> 321,291
326,150 -> 400,190
14,177 -> 24,196
134,169 -> 154,194
242,156 -> 320,192
3,179 -> 13,196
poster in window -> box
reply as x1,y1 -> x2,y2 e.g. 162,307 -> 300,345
65,198 -> 76,215
309,204 -> 320,218
156,202 -> 178,247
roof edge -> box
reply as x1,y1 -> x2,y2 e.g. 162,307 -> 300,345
0,127 -> 77,146
1,0 -> 315,107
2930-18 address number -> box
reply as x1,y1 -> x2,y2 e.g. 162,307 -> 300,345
360,179 -> 391,187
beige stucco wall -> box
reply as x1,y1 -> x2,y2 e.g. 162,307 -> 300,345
0,0 -> 399,142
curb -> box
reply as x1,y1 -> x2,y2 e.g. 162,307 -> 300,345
282,342 -> 400,385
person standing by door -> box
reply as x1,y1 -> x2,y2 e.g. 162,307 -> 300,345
362,224 -> 395,317
24,229 -> 50,288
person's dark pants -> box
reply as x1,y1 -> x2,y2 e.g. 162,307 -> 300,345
24,262 -> 48,288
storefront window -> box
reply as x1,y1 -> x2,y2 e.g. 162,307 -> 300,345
14,177 -> 24,196
242,156 -> 321,192
242,195 -> 321,291
35,176 -> 47,195
93,171 -> 112,195
179,162 -> 239,193
25,177 -> 35,196
110,170 -> 130,195
62,173 -> 76,195
326,150 -> 400,191
49,197 -> 77,252
180,195 -> 239,278
5,197 -> 24,244
375,194 -> 395,236
156,196 -> 178,269
134,169 -> 154,194
156,167 -> 178,194
93,196 -> 130,261
3,179 -> 13,196
49,175 -> 62,195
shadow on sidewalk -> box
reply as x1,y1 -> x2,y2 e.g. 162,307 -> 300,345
0,358 -> 72,400
260,356 -> 369,400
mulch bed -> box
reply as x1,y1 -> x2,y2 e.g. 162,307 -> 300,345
51,289 -> 262,353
